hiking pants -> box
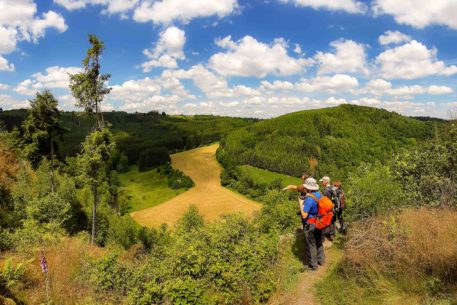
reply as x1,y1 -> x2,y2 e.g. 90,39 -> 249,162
335,209 -> 345,231
304,224 -> 325,269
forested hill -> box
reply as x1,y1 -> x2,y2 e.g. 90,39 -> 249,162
218,104 -> 443,179
0,109 -> 256,164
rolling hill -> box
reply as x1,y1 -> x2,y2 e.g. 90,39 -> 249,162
218,104 -> 443,179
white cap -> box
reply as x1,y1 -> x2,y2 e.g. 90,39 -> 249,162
319,176 -> 331,183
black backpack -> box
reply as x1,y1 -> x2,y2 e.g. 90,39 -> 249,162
332,187 -> 345,211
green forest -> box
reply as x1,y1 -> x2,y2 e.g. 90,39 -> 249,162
217,104 -> 443,179
0,109 -> 256,167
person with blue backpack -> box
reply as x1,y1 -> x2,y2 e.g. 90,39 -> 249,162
284,177 -> 326,270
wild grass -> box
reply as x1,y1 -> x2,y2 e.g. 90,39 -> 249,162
238,165 -> 301,187
119,165 -> 185,212
2,236 -> 107,304
316,208 -> 457,305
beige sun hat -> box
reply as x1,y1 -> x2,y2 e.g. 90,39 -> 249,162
303,177 -> 319,191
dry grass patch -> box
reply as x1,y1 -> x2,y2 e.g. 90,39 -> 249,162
317,208 -> 457,305
342,207 -> 457,300
3,237 -> 107,304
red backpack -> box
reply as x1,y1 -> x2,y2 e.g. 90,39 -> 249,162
307,193 -> 334,230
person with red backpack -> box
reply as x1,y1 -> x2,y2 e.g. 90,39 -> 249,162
284,177 -> 334,270
320,176 -> 337,240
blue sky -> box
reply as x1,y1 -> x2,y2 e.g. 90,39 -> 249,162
0,0 -> 456,118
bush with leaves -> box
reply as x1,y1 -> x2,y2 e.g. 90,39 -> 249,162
85,207 -> 280,304
258,190 -> 300,234
346,162 -> 407,221
106,215 -> 138,249
161,163 -> 194,190
0,259 -> 28,297
392,124 -> 457,206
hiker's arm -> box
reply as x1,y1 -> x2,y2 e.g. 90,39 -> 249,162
283,184 -> 305,192
301,211 -> 309,219
282,185 -> 298,191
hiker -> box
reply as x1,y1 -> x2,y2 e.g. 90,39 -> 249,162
332,180 -> 346,233
284,177 -> 325,270
320,176 -> 334,200
282,173 -> 309,229
320,176 -> 337,240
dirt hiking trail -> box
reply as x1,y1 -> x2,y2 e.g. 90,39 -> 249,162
268,244 -> 340,305
130,143 -> 261,227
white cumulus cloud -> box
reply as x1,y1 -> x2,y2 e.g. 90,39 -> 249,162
0,0 -> 67,71
280,0 -> 366,14
0,94 -> 29,110
360,79 -> 453,97
209,35 -> 312,78
373,0 -> 457,29
15,66 -> 82,95
133,0 -> 238,24
0,55 -> 14,72
378,30 -> 411,45
375,40 -> 457,79
297,74 -> 359,93
141,26 -> 186,72
54,0 -> 139,16
314,39 -> 368,75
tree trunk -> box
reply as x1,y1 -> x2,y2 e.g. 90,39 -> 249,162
91,182 -> 98,245
50,135 -> 55,194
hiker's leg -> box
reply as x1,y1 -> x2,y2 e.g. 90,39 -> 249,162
338,210 -> 346,232
301,217 -> 307,231
305,225 -> 318,269
316,229 -> 325,265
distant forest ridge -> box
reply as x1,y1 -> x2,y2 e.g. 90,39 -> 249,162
0,109 -> 257,165
217,104 -> 446,179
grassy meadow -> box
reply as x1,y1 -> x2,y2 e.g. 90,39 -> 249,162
238,165 -> 301,187
119,165 -> 186,212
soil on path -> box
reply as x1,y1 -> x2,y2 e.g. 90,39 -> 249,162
268,243 -> 340,305
130,143 -> 261,227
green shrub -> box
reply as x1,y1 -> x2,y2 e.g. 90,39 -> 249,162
26,192 -> 71,225
392,140 -> 457,207
164,164 -> 194,190
87,253 -> 131,296
176,205 -> 204,232
346,162 -> 407,220
0,259 -> 28,295
258,190 -> 300,234
106,215 -> 138,249
163,277 -> 205,305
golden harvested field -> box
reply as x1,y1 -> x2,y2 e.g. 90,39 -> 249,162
130,143 -> 261,227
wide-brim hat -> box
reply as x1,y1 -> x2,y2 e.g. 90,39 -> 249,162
303,177 -> 319,191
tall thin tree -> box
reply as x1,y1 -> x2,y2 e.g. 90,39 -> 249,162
70,35 -> 113,244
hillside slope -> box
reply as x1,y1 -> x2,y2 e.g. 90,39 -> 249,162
218,105 -> 441,179
0,110 -> 256,159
